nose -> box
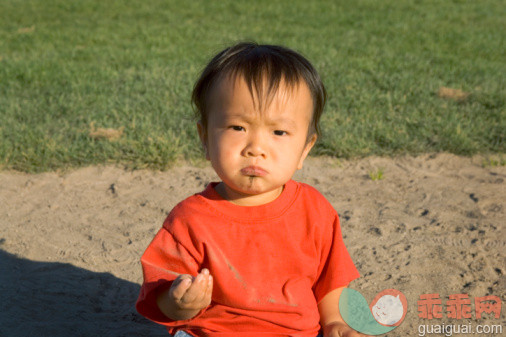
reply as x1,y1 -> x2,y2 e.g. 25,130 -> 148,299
242,131 -> 266,158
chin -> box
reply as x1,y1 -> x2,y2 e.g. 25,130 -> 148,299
237,185 -> 266,195
233,180 -> 269,194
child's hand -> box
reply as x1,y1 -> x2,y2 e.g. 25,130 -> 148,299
323,321 -> 366,337
319,287 -> 368,337
157,268 -> 213,321
170,268 -> 213,311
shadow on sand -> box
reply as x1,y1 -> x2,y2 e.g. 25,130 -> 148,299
0,248 -> 166,337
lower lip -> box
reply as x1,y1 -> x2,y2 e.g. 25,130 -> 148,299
241,166 -> 268,177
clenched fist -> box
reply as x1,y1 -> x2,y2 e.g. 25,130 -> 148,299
157,268 -> 213,321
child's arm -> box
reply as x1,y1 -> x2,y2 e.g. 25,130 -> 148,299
318,286 -> 365,337
156,268 -> 213,321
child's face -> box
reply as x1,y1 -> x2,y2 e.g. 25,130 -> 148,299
198,75 -> 316,206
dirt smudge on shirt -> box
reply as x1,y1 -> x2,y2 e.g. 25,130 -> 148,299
226,259 -> 248,289
208,246 -> 248,289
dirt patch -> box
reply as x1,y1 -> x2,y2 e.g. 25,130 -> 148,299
1,153 -> 504,336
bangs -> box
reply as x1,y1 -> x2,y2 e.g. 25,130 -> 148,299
222,49 -> 306,112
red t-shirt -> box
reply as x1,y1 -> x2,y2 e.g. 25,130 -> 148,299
136,180 -> 359,337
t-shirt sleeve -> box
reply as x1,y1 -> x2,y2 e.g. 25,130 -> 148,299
136,224 -> 201,324
313,212 -> 360,303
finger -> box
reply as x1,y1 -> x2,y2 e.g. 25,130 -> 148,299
199,271 -> 212,293
350,326 -> 365,336
195,268 -> 210,300
170,276 -> 192,300
181,272 -> 208,303
174,274 -> 193,285
207,274 -> 213,292
195,273 -> 212,305
204,275 -> 213,305
186,272 -> 209,301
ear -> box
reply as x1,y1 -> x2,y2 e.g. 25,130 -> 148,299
297,134 -> 317,170
197,121 -> 210,160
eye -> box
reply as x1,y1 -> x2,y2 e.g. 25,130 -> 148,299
273,130 -> 287,136
230,125 -> 245,131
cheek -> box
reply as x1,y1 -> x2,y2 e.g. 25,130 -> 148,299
208,130 -> 227,150
212,133 -> 241,158
285,140 -> 310,161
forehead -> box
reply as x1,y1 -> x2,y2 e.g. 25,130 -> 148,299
209,73 -> 313,121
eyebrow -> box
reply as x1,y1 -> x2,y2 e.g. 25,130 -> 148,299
268,118 -> 297,129
225,114 -> 297,129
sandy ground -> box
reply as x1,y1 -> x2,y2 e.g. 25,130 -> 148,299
0,153 -> 504,337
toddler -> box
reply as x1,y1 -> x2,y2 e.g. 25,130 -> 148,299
136,42 -> 361,337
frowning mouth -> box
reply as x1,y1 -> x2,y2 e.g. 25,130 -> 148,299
240,166 -> 268,177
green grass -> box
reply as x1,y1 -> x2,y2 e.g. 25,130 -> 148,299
1,0 -> 504,172
481,155 -> 506,168
368,168 -> 385,181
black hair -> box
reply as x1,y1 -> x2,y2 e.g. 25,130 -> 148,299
192,42 -> 327,138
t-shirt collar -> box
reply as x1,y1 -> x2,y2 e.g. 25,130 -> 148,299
198,180 -> 297,221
